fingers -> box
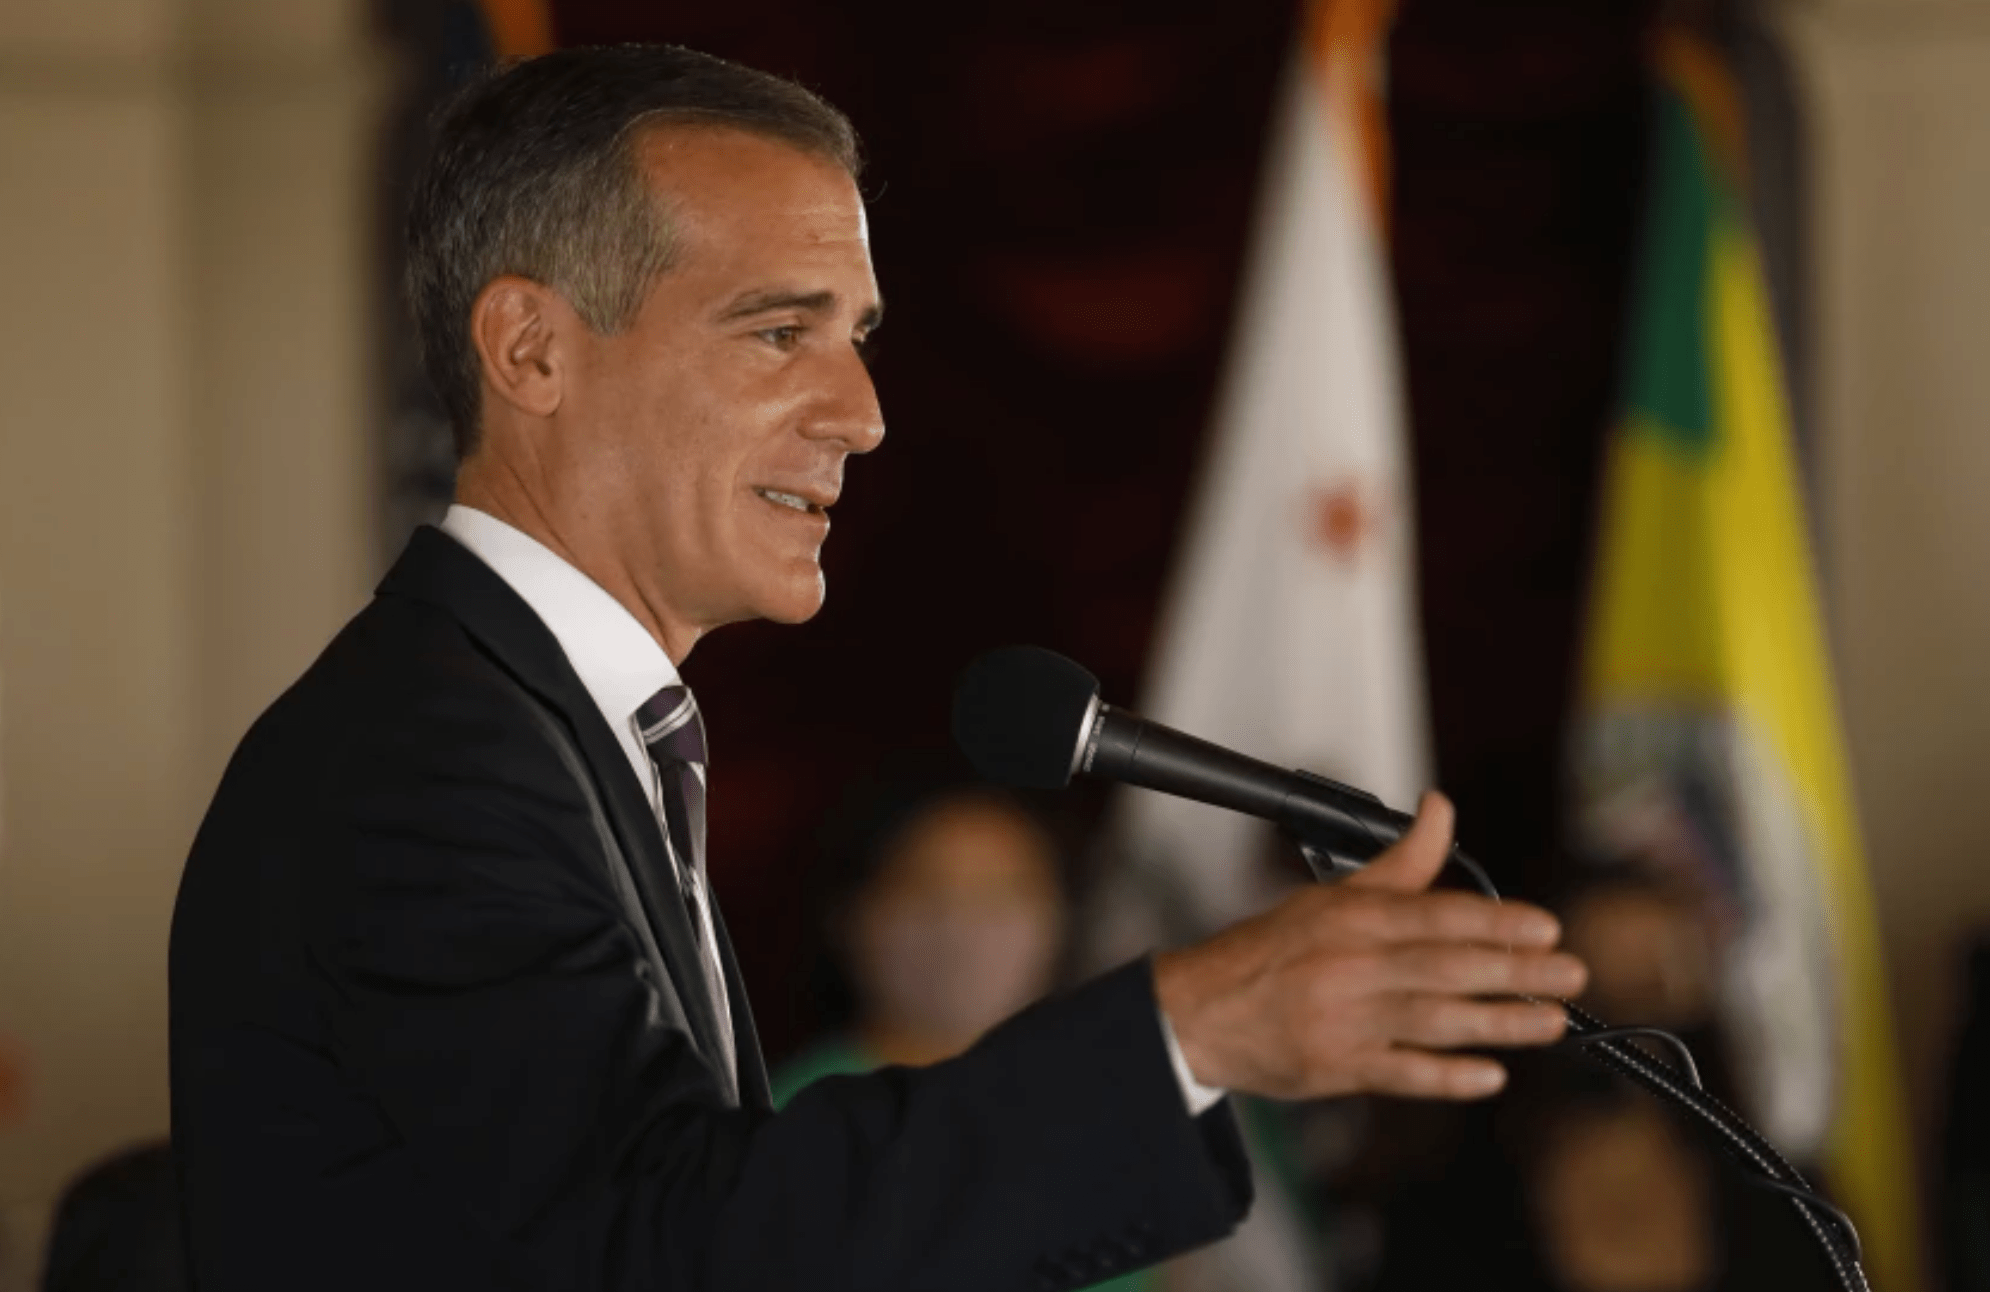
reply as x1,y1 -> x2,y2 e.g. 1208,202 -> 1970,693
1360,1049 -> 1509,1100
1383,944 -> 1588,998
1389,995 -> 1571,1050
1326,888 -> 1564,950
1354,997 -> 1571,1100
1345,791 -> 1454,894
1173,783 -> 1594,1106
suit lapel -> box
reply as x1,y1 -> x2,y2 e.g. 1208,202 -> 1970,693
709,902 -> 770,1110
557,678 -> 740,1104
377,527 -> 736,1098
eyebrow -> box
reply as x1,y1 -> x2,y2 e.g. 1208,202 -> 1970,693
716,288 -> 885,332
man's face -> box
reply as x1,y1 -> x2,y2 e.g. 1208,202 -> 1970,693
551,126 -> 884,641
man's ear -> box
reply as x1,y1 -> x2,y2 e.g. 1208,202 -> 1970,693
468,276 -> 570,420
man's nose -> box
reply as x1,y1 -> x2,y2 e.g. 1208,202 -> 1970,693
804,345 -> 886,454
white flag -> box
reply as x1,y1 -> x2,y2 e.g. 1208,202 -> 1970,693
1101,9 -> 1427,946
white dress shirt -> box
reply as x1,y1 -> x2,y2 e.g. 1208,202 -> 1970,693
437,505 -> 1220,1116
440,505 -> 735,1083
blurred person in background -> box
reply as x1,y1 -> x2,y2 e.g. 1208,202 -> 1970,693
38,1143 -> 184,1292
781,773 -> 1331,1292
1524,877 -> 1725,1292
1344,870 -> 1835,1291
774,770 -> 1068,1101
772,772 -> 1155,1292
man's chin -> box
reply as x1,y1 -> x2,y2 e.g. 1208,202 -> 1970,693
753,570 -> 827,626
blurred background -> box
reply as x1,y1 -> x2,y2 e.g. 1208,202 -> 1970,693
4,0 -> 1990,1288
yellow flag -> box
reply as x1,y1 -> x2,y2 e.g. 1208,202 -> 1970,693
1574,29 -> 1921,1292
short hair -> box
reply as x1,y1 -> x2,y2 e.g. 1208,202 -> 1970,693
406,44 -> 861,456
801,755 -> 1070,1031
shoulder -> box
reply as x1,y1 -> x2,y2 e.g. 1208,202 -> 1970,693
196,591 -> 595,871
770,1036 -> 876,1109
262,592 -> 542,768
297,598 -> 623,948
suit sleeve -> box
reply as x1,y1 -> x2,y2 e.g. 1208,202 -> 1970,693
312,688 -> 1251,1292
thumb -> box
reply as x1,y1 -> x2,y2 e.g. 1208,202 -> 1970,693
1344,790 -> 1455,894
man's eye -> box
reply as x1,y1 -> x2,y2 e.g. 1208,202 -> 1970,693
758,325 -> 803,349
855,333 -> 880,367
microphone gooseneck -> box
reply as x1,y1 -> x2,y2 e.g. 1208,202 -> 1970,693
950,646 -> 1870,1292
1081,705 -> 1412,866
952,645 -> 1412,866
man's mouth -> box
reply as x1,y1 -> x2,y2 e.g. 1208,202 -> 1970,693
754,487 -> 828,516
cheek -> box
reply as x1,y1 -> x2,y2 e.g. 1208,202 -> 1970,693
619,408 -> 744,554
609,344 -> 828,608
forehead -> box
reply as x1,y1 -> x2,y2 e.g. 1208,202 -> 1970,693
631,124 -> 870,274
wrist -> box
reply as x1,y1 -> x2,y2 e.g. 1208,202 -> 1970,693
1153,947 -> 1224,1092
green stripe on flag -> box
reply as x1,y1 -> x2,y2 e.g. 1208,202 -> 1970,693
1578,31 -> 1926,1292
1622,94 -> 1719,450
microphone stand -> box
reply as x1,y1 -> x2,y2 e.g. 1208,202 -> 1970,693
1289,833 -> 1872,1292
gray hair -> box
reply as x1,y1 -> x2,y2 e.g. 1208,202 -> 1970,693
405,45 -> 861,456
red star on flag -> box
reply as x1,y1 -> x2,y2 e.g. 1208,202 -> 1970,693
1309,479 -> 1379,561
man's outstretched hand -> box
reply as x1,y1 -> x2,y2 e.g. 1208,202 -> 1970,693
1153,792 -> 1586,1102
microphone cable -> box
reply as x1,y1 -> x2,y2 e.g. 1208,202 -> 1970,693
947,646 -> 1873,1289
1302,839 -> 1871,1290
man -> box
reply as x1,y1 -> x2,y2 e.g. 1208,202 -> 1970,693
169,45 -> 1585,1291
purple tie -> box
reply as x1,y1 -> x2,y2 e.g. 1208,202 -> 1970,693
635,684 -> 735,1091
637,684 -> 707,881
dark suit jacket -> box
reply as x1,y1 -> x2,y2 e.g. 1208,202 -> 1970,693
169,527 -> 1251,1291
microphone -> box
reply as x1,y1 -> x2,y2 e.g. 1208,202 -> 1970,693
950,647 -> 1874,1288
950,645 -> 1414,865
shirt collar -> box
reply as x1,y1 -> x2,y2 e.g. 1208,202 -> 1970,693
438,504 -> 679,732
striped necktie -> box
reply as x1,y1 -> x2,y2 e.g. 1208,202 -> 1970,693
635,683 -> 736,1092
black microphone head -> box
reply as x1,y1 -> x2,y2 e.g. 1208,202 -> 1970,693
951,646 -> 1100,789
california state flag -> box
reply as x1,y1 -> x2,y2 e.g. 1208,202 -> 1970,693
1098,0 -> 1425,949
